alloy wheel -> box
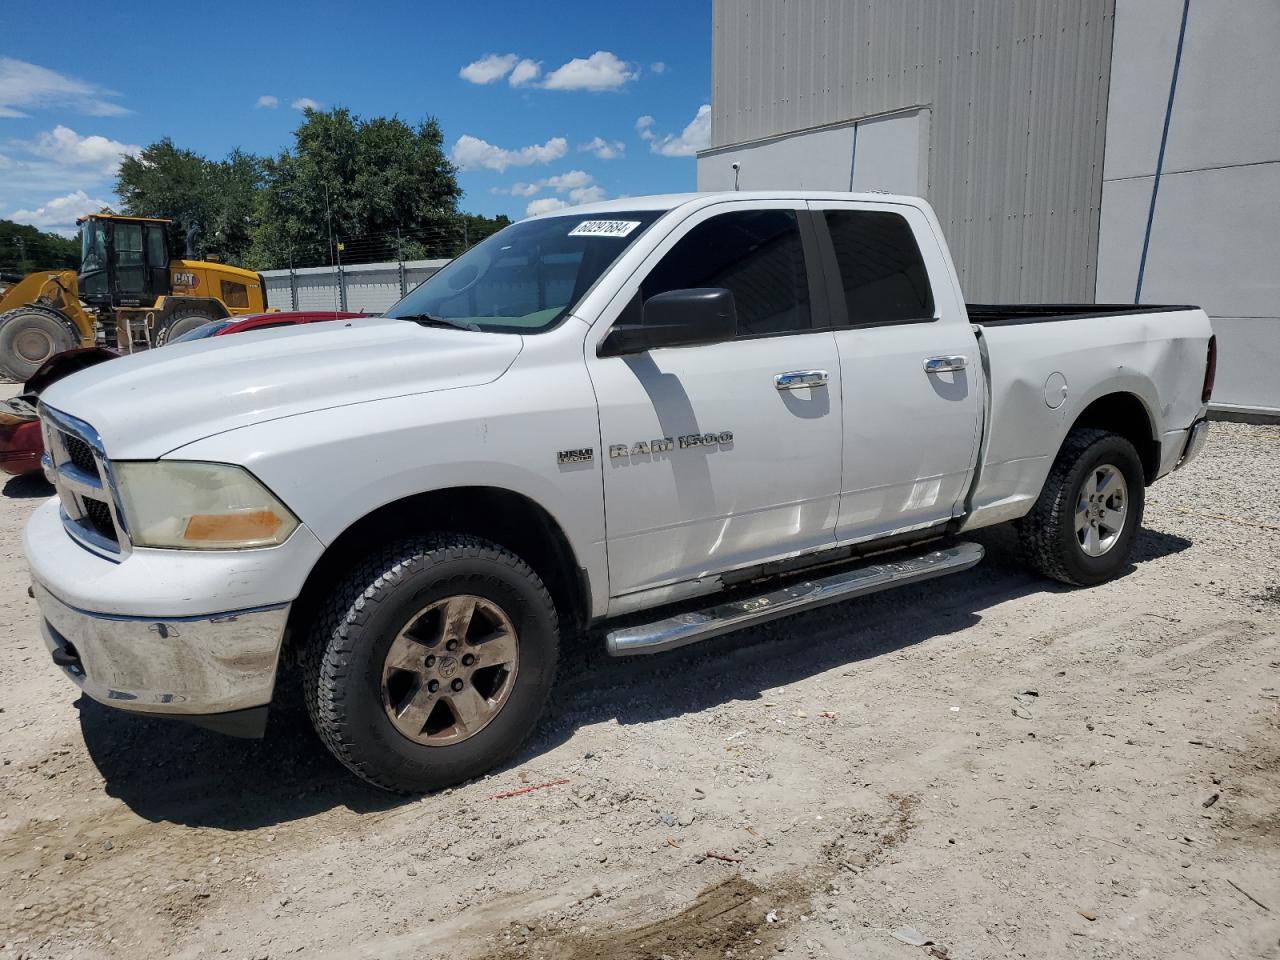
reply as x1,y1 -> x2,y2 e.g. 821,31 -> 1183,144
1074,463 -> 1128,557
380,595 -> 519,746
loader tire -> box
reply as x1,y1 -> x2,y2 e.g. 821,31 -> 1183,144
0,306 -> 79,382
1016,428 -> 1145,587
301,534 -> 559,794
155,308 -> 217,345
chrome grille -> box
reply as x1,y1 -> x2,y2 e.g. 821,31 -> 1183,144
62,433 -> 97,474
39,404 -> 130,559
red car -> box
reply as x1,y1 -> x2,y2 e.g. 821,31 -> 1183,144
0,311 -> 364,477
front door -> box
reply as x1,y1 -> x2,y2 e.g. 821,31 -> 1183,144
588,203 -> 844,601
808,201 -> 983,543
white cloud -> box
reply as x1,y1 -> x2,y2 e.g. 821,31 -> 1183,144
509,58 -> 541,87
647,104 -> 712,157
25,125 -> 140,175
578,136 -> 624,160
543,169 -> 594,191
10,190 -> 112,236
291,97 -> 321,111
0,57 -> 128,118
635,115 -> 656,142
542,51 -> 637,92
649,61 -> 667,75
459,53 -> 520,85
450,134 -> 568,172
568,184 -> 607,204
526,197 -> 569,217
256,95 -> 279,109
500,169 -> 606,202
502,182 -> 542,197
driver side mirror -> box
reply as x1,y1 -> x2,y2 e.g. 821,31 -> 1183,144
599,288 -> 738,357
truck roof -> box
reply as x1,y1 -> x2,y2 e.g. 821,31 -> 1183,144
526,190 -> 929,220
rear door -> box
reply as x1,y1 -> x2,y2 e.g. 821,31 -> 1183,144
587,202 -> 844,600
808,200 -> 983,543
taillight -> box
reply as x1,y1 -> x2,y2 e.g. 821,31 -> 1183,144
1202,335 -> 1217,403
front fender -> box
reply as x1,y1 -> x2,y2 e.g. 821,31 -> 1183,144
171,357 -> 609,614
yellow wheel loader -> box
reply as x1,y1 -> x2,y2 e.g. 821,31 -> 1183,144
0,214 -> 267,381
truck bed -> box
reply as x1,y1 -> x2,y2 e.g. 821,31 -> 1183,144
967,303 -> 1198,326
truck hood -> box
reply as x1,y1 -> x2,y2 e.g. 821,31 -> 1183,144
39,317 -> 524,459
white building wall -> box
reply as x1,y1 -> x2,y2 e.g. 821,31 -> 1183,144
702,0 -> 1116,304
1096,0 -> 1280,413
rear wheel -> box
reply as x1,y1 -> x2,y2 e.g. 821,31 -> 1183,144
302,534 -> 559,793
0,307 -> 78,382
155,308 -> 216,345
1017,428 -> 1146,586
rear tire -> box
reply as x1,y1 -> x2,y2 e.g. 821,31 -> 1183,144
302,534 -> 559,793
1017,428 -> 1145,586
0,307 -> 78,382
155,309 -> 216,345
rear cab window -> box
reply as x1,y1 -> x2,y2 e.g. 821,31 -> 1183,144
820,209 -> 935,327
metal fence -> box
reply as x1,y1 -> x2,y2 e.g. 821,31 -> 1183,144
259,258 -> 451,314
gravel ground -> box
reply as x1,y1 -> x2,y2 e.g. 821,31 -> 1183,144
1,410 -> 1277,960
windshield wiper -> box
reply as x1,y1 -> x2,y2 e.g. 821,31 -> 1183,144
396,313 -> 480,332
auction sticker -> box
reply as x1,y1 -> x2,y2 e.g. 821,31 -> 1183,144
569,220 -> 641,238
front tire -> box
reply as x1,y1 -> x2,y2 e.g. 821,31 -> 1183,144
0,307 -> 78,381
302,535 -> 559,793
1017,428 -> 1146,586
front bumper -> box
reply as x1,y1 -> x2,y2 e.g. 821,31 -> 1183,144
35,580 -> 290,735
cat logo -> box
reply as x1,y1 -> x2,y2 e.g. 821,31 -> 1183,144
172,271 -> 199,289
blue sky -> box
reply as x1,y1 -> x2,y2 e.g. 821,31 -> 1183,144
1,0 -> 711,235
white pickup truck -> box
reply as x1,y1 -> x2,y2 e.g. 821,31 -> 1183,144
26,192 -> 1215,792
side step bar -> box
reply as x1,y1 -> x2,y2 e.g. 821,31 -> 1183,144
605,541 -> 985,657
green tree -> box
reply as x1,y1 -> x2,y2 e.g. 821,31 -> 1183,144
115,138 -> 262,266
248,107 -> 465,268
0,219 -> 79,276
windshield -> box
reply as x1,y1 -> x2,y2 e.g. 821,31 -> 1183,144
384,211 -> 664,333
80,219 -> 106,274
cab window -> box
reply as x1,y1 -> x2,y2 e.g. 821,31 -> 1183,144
641,209 -> 811,338
146,225 -> 167,269
220,280 -> 250,309
822,210 -> 935,326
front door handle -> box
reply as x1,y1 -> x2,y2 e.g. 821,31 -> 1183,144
924,356 -> 968,374
774,370 -> 829,391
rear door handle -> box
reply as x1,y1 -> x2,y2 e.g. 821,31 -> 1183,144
774,370 -> 829,391
924,356 -> 968,374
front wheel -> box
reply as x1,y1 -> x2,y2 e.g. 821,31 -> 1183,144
0,307 -> 78,381
1016,428 -> 1146,586
302,535 -> 559,793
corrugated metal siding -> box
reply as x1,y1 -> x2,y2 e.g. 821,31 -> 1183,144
260,259 -> 450,314
710,0 -> 1114,302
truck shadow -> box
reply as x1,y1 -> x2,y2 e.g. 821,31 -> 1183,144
77,697 -> 403,829
79,524 -> 1190,830
3,473 -> 52,499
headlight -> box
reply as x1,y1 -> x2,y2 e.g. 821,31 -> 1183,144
113,461 -> 299,549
